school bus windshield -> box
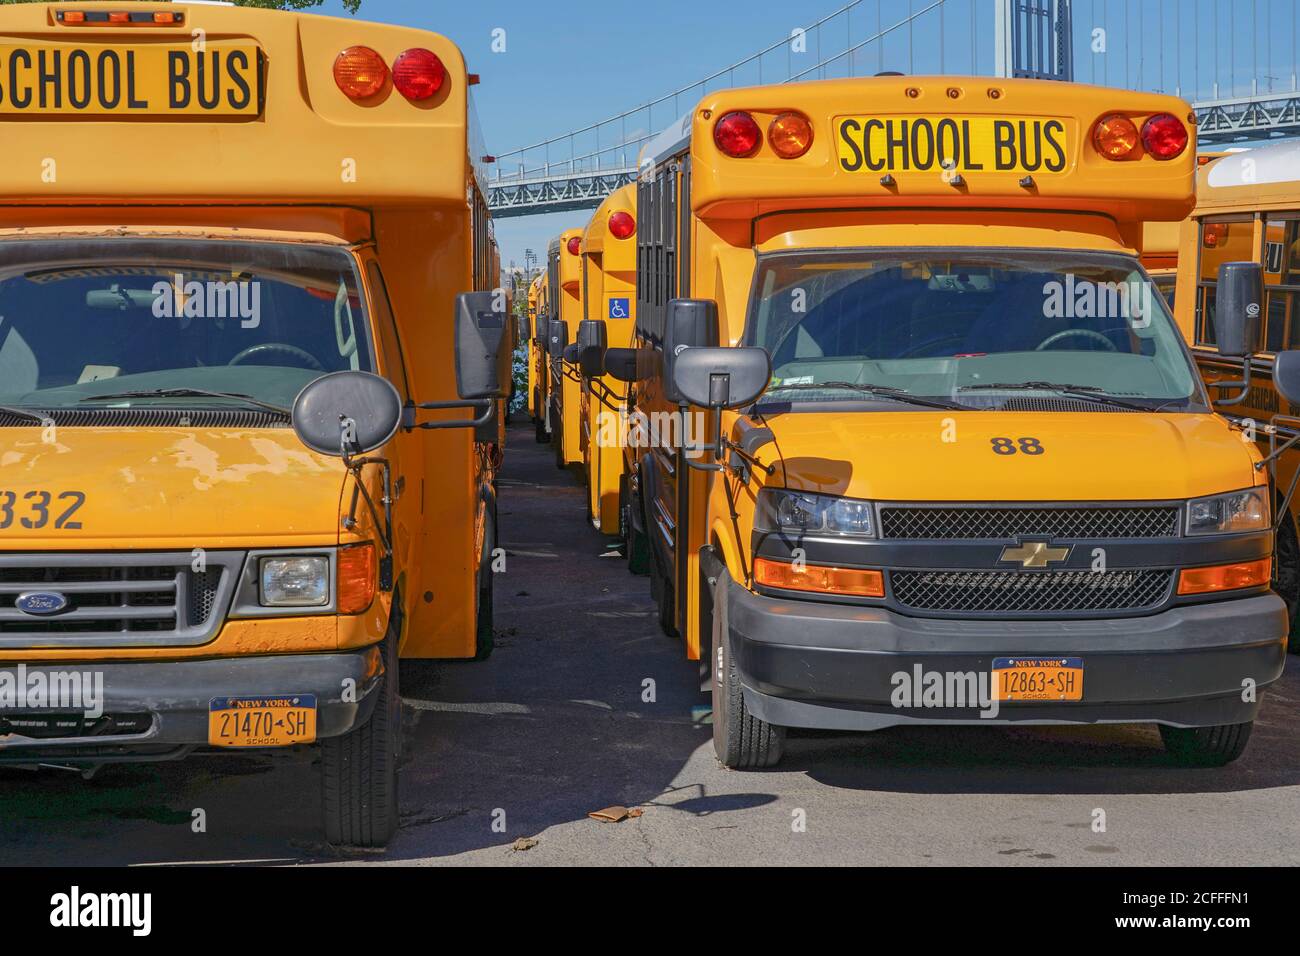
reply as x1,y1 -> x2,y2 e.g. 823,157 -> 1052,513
0,238 -> 373,412
749,249 -> 1205,411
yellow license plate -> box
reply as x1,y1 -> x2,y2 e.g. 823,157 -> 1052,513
992,657 -> 1083,701
0,42 -> 262,117
835,115 -> 1073,176
208,695 -> 317,747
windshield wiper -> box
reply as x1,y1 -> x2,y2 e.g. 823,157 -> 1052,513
765,381 -> 974,411
0,404 -> 53,425
958,381 -> 1149,412
78,388 -> 291,417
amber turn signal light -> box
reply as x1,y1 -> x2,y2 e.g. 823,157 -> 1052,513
1092,113 -> 1139,159
1177,558 -> 1270,596
754,557 -> 884,597
768,112 -> 814,159
334,46 -> 389,100
338,543 -> 378,614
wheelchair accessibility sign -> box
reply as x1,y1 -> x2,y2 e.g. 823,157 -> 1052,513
608,297 -> 631,319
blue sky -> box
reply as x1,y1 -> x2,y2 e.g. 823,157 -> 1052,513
313,0 -> 1300,269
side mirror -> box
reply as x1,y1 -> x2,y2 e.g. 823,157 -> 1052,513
515,313 -> 530,349
1215,261 -> 1264,358
577,319 -> 609,378
1275,351 -> 1300,407
663,298 -> 720,403
562,342 -> 581,364
292,371 -> 403,457
604,347 -> 638,383
548,319 -> 569,360
670,346 -> 771,410
454,291 -> 510,400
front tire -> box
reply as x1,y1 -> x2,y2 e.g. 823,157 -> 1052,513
1159,721 -> 1253,766
622,475 -> 651,576
321,626 -> 401,847
711,577 -> 784,769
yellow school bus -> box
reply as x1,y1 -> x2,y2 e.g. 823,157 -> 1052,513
532,268 -> 553,443
1144,155 -> 1230,312
0,2 -> 512,846
576,184 -> 637,532
1174,141 -> 1300,646
526,272 -> 543,424
546,228 -> 585,470
597,76 -> 1285,769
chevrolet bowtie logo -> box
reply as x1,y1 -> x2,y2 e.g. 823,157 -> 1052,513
1000,540 -> 1071,568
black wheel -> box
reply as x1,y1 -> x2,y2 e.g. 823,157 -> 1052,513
653,562 -> 677,637
711,577 -> 784,769
321,622 -> 401,847
1275,509 -> 1300,654
552,410 -> 566,470
623,476 -> 651,576
474,503 -> 496,661
533,412 -> 547,444
1159,721 -> 1253,766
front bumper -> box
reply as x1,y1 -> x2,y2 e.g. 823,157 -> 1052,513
0,647 -> 383,764
722,575 -> 1287,732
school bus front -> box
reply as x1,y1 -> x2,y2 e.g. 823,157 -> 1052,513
0,2 -> 510,846
620,76 -> 1286,770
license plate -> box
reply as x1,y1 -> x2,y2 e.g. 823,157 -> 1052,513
835,115 -> 1072,176
0,43 -> 262,117
208,695 -> 317,747
992,657 -> 1083,701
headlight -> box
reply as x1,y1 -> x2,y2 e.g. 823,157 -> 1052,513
755,488 -> 875,537
260,556 -> 330,606
1186,489 -> 1269,535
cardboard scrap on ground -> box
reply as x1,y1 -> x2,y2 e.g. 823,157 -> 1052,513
588,805 -> 644,823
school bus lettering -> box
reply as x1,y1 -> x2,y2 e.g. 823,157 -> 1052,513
990,437 -> 1045,455
837,115 -> 1069,174
0,43 -> 261,116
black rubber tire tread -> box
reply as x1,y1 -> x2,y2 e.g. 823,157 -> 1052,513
1159,721 -> 1253,766
711,577 -> 784,769
321,626 -> 400,847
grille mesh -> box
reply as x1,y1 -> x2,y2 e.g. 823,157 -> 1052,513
880,506 -> 1180,540
890,568 -> 1174,614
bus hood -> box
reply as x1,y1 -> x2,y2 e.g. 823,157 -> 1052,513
0,429 -> 346,548
760,411 -> 1260,502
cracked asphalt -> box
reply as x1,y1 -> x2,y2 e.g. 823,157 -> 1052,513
1,421 -> 1297,866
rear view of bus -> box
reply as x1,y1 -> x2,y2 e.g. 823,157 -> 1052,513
620,76 -> 1286,770
547,228 -> 585,470
577,183 -> 637,533
0,3 -> 508,846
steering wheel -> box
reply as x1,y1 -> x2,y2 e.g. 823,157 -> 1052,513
1034,328 -> 1118,352
227,343 -> 326,371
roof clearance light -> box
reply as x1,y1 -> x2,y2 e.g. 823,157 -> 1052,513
61,11 -> 86,23
392,48 -> 445,101
1141,113 -> 1189,160
567,237 -> 582,256
768,112 -> 813,159
1092,113 -> 1139,160
153,12 -> 178,24
608,211 -> 636,240
714,111 -> 762,158
333,46 -> 389,100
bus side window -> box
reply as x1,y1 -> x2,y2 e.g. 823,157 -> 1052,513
1270,216 -> 1300,351
366,261 -> 411,400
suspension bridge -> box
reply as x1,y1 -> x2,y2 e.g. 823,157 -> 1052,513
486,0 -> 1300,218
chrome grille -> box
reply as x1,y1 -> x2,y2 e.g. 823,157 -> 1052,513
0,552 -> 242,648
890,568 -> 1174,614
879,505 -> 1180,540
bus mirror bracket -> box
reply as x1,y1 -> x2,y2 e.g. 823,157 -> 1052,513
672,346 -> 772,469
291,371 -> 404,591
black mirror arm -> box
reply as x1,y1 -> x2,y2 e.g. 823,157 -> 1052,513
587,377 -> 625,413
1211,355 -> 1253,406
404,399 -> 494,431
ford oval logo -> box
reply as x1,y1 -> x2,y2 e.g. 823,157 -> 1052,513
15,591 -> 69,616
